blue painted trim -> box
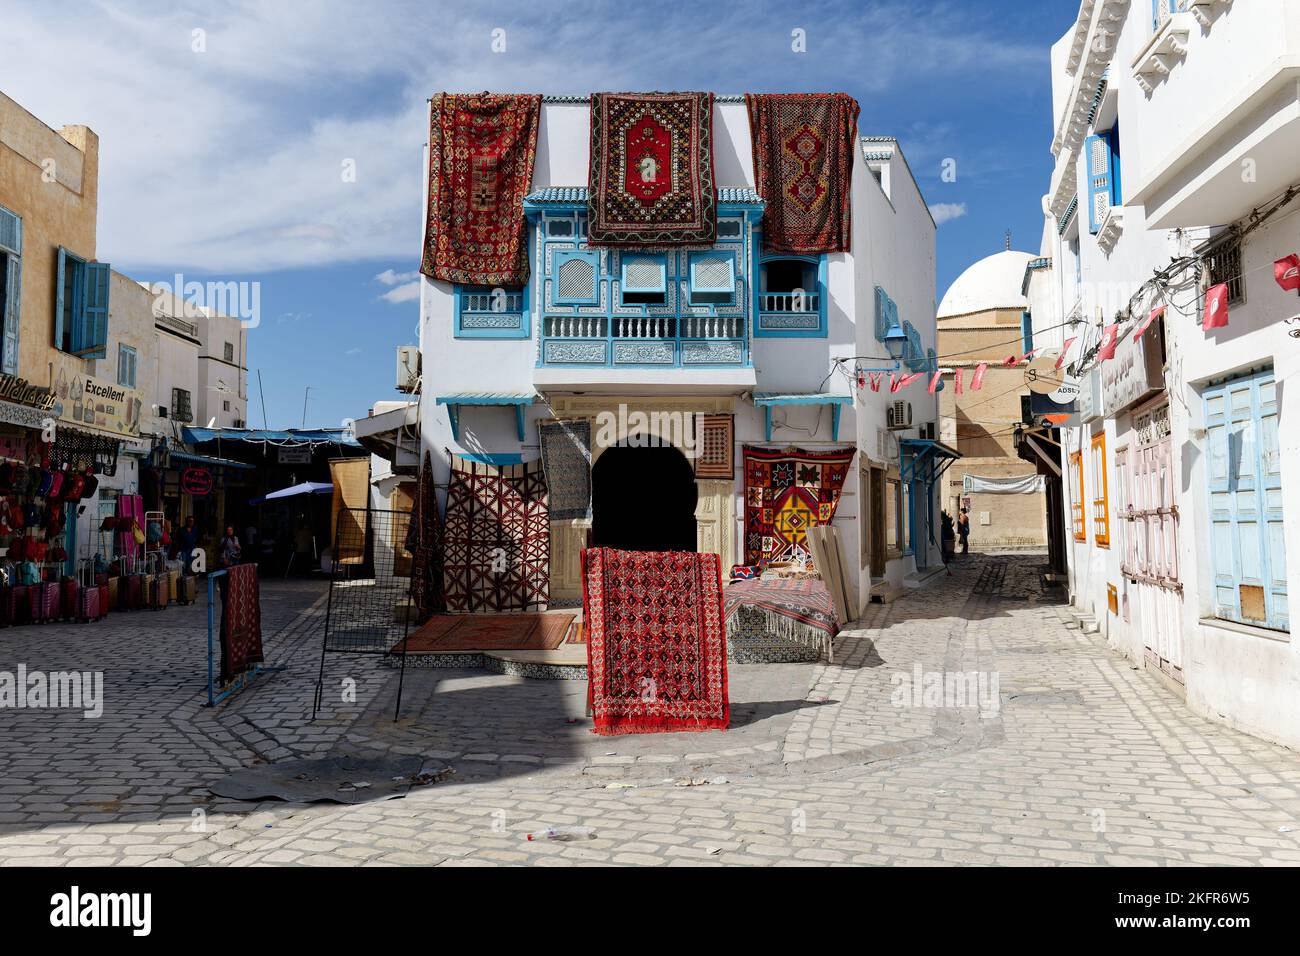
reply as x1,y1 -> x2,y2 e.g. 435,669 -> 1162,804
752,393 -> 852,441
456,452 -> 524,466
553,249 -> 601,306
435,394 -> 536,443
752,251 -> 828,338
688,249 -> 737,296
452,233 -> 532,339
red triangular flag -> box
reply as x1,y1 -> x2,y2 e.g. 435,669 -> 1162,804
927,372 -> 942,394
1002,354 -> 1018,368
1276,254 -> 1300,292
1097,323 -> 1119,361
1204,283 -> 1230,330
868,372 -> 884,392
1055,338 -> 1076,371
1134,305 -> 1164,342
899,372 -> 924,389
888,373 -> 902,393
954,368 -> 964,395
970,363 -> 988,391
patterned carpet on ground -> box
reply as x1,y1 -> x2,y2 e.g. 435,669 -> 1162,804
582,547 -> 729,735
396,613 -> 575,652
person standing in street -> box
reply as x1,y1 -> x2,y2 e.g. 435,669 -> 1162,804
218,525 -> 242,569
958,508 -> 971,555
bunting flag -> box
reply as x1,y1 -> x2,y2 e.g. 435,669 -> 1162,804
888,373 -> 902,393
868,372 -> 884,392
954,368 -> 964,395
1134,305 -> 1164,342
1002,355 -> 1019,368
1275,254 -> 1300,292
927,372 -> 942,394
899,372 -> 924,390
1055,338 -> 1077,370
970,363 -> 988,390
1097,323 -> 1119,361
1204,283 -> 1230,330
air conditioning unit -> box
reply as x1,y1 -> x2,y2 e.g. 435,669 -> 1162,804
919,421 -> 936,441
396,346 -> 421,393
887,400 -> 913,430
232,418 -> 246,428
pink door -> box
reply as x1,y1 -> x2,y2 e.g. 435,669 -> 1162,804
1129,404 -> 1182,681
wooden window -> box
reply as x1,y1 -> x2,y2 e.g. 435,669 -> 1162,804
55,248 -> 111,358
1068,450 -> 1086,541
885,474 -> 902,554
117,344 -> 137,388
1091,432 -> 1110,547
0,204 -> 21,375
1204,370 -> 1287,631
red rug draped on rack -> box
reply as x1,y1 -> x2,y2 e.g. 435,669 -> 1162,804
587,92 -> 716,245
442,455 -> 549,612
582,548 -> 729,735
742,446 -> 856,566
219,563 -> 263,684
745,93 -> 860,254
420,92 -> 542,285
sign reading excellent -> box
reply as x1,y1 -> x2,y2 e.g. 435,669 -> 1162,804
54,367 -> 142,438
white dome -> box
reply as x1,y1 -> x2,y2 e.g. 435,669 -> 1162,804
937,250 -> 1034,319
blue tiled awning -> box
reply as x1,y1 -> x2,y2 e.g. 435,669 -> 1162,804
434,393 -> 537,443
751,392 -> 853,442
183,427 -> 361,447
169,450 -> 257,471
898,438 -> 961,486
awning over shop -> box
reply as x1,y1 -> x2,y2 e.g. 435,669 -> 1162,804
434,392 -> 536,442
248,481 -> 333,505
169,450 -> 257,471
751,392 -> 853,441
898,438 -> 962,487
183,427 -> 362,447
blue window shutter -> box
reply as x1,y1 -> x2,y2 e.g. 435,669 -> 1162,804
73,261 -> 110,357
1258,376 -> 1286,629
0,206 -> 21,255
1107,125 -> 1123,208
1021,311 -> 1034,353
55,247 -> 67,350
1,254 -> 19,375
874,286 -> 890,341
1085,134 -> 1112,234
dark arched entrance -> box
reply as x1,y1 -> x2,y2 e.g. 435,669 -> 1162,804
591,443 -> 697,552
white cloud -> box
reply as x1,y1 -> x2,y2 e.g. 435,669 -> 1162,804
379,281 -> 421,304
375,268 -> 419,286
930,202 -> 969,225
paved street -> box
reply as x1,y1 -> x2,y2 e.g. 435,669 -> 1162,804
2,553 -> 1299,866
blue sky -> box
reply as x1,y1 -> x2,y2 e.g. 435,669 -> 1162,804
8,0 -> 1079,428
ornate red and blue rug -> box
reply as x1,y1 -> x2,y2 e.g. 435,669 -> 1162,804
582,547 -> 729,735
587,92 -> 717,246
745,93 -> 860,254
442,455 -> 550,612
742,445 -> 856,566
421,92 -> 542,285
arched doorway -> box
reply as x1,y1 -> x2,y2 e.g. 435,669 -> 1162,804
591,443 -> 698,552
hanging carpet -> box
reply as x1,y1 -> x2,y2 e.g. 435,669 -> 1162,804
742,445 -> 856,566
582,547 -> 729,735
538,419 -> 593,521
408,452 -> 446,622
442,454 -> 549,612
745,93 -> 860,254
219,563 -> 264,684
587,92 -> 717,245
420,92 -> 542,285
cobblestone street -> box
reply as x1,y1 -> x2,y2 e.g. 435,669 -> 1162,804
3,553 -> 1299,867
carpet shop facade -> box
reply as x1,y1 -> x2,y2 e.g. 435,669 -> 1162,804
413,92 -> 949,617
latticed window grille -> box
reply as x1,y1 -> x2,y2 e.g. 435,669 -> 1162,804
623,257 -> 664,291
1205,238 -> 1244,305
557,257 -> 594,300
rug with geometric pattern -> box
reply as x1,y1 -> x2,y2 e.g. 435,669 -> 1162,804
741,445 -> 856,567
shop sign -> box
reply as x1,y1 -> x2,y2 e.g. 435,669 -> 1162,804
1076,369 -> 1102,423
181,467 -> 213,497
1102,317 -> 1165,417
0,374 -> 56,411
278,446 -> 312,464
52,367 -> 142,438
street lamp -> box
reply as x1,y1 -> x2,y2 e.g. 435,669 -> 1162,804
884,323 -> 908,362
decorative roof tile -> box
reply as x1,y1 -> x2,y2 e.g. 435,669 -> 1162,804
525,186 -> 762,205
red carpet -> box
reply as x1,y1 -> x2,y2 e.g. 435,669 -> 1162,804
582,548 -> 729,735
396,613 -> 574,652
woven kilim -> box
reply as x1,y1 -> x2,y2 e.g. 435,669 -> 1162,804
582,548 -> 729,735
742,446 -> 856,566
745,93 -> 860,254
538,419 -> 592,521
442,455 -> 549,612
219,563 -> 263,684
587,92 -> 716,246
723,578 -> 838,651
408,452 -> 446,623
420,92 -> 542,285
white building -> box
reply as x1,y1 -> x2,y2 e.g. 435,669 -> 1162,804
194,308 -> 248,429
415,96 -> 945,614
1035,0 -> 1300,748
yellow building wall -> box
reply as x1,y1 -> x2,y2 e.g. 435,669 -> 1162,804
938,307 -> 1047,548
0,91 -> 99,391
